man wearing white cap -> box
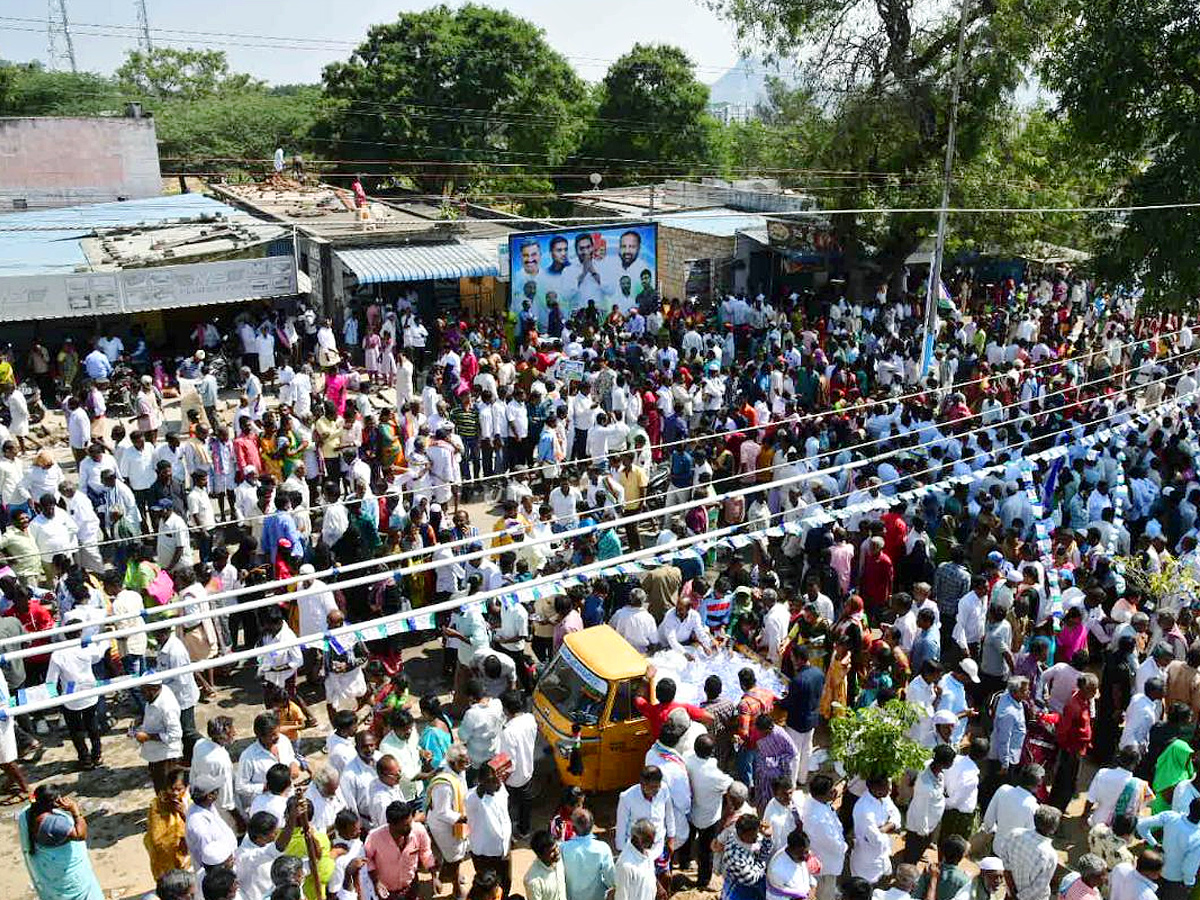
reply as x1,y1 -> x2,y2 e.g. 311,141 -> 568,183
186,771 -> 239,889
937,659 -> 980,746
963,857 -> 1008,900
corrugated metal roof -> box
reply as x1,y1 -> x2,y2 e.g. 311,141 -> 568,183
338,242 -> 499,285
652,207 -> 768,238
0,194 -> 252,277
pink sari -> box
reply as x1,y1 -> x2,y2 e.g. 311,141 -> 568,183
325,372 -> 348,416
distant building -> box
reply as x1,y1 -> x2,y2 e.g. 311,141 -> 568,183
0,112 -> 162,210
212,181 -> 537,323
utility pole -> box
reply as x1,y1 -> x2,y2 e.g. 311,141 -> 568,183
46,0 -> 77,73
921,0 -> 971,378
135,0 -> 153,51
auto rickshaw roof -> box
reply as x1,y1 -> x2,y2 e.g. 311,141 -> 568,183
563,624 -> 648,681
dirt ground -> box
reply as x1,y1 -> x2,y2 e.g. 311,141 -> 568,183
2,390 -> 1098,899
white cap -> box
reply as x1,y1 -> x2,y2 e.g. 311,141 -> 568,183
932,709 -> 957,726
299,564 -> 315,575
978,858 -> 1005,873
958,658 -> 981,683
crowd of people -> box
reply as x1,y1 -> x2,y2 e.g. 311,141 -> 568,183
1,274 -> 1199,900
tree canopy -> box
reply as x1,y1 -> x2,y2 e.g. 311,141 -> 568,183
576,44 -> 724,186
116,47 -> 263,100
1043,0 -> 1200,307
319,3 -> 588,197
708,0 -> 1071,295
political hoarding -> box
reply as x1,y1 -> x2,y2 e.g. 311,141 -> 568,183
509,223 -> 658,328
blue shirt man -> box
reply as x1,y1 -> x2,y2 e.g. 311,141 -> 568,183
990,681 -> 1030,770
1136,801 -> 1200,887
83,348 -> 113,381
260,502 -> 304,563
669,449 -> 694,489
909,620 -> 941,675
781,651 -> 825,734
561,816 -> 616,900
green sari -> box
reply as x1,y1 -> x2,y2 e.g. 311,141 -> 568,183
1151,738 -> 1196,813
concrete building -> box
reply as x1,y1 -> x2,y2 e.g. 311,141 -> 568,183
0,193 -> 296,344
211,181 -> 536,324
0,113 -> 162,210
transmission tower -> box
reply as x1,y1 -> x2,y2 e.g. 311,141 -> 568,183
46,0 -> 78,73
135,0 -> 153,51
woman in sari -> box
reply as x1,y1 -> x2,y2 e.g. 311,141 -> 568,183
1150,738 -> 1197,813
378,409 -> 405,472
324,363 -> 350,417
144,768 -> 190,879
1056,606 -> 1089,663
831,596 -> 867,706
819,634 -> 853,720
418,694 -> 455,773
20,784 -> 103,900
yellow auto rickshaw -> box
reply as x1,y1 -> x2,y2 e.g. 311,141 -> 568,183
532,624 -> 654,793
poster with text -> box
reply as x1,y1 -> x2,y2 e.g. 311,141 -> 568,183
509,223 -> 658,329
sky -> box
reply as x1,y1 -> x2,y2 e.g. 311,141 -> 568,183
2,0 -> 746,86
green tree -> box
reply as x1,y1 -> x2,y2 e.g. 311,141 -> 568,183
155,87 -> 323,175
709,0 -> 1068,297
1043,0 -> 1200,307
117,47 -> 262,100
0,61 -> 121,116
829,700 -> 930,781
319,4 -> 588,196
577,44 -> 724,185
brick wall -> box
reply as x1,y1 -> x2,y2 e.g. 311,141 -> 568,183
0,117 -> 161,209
657,226 -> 736,301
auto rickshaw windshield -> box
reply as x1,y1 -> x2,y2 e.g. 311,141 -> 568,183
539,645 -> 608,725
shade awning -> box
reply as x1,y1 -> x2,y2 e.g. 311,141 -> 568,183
337,242 -> 499,285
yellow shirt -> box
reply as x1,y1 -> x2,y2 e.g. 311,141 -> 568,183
285,826 -> 334,900
617,465 -> 648,510
144,797 -> 190,880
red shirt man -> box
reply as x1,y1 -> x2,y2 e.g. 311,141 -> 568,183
1056,685 -> 1094,756
858,540 -> 894,612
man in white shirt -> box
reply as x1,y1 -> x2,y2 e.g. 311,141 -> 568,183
29,493 -> 79,575
1085,747 -> 1146,827
684,733 -> 732,888
1120,678 -> 1165,755
643,714 -> 692,854
158,624 -> 202,753
615,818 -> 658,900
759,591 -> 792,665
465,765 -> 514,895
378,707 -> 423,799
338,731 -> 382,823
982,765 -> 1042,859
153,498 -> 194,573
136,681 -> 184,790
191,715 -> 238,823
615,767 -> 675,872
658,595 -> 713,656
236,797 -> 299,900
800,775 -> 848,900
235,711 -> 300,815
1108,855 -> 1164,900
610,589 -> 658,654
850,775 -> 901,885
498,691 -> 538,838
942,738 -> 987,842
186,772 -> 240,890
45,624 -> 109,768
903,744 -> 954,864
